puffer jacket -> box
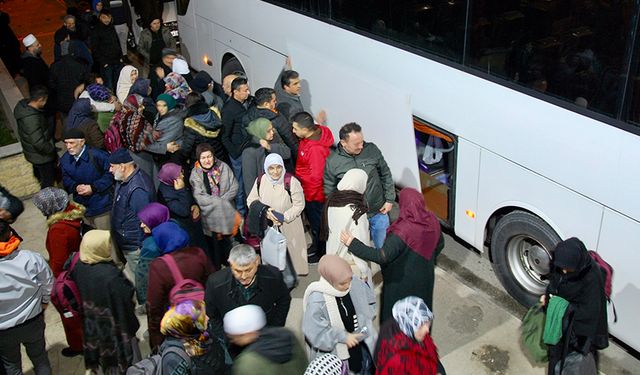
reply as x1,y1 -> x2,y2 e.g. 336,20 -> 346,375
324,142 -> 395,215
182,103 -> 228,165
295,125 -> 334,202
243,106 -> 298,157
111,168 -> 155,253
46,202 -> 85,277
14,99 -> 56,165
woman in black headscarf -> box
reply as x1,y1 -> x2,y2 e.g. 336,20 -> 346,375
543,237 -> 608,374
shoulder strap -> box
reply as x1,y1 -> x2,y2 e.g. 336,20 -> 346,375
69,252 -> 80,270
257,173 -> 293,199
162,345 -> 191,365
160,255 -> 184,284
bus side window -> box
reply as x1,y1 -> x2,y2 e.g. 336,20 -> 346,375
177,0 -> 190,16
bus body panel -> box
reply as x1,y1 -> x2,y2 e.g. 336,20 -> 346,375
453,139 -> 481,246
178,0 -> 640,351
598,209 -> 640,344
475,150 -> 603,250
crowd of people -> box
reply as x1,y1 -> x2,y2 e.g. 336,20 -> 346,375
0,2 -> 609,375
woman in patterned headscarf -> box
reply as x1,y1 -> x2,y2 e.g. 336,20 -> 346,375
374,296 -> 445,375
160,300 -> 228,374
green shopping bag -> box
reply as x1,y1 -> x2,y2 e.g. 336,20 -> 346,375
521,302 -> 548,363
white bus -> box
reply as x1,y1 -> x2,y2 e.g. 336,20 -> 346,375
176,0 -> 640,351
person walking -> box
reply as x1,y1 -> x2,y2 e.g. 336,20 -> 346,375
14,86 -> 57,189
0,221 -> 53,375
374,296 -> 446,375
71,230 -> 140,374
246,153 -> 308,275
341,187 -> 444,322
302,255 -> 377,374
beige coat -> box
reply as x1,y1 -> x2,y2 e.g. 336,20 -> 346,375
247,174 -> 309,275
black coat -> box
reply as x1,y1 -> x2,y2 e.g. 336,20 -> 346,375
90,22 -> 122,66
49,56 -> 90,113
205,265 -> 291,335
20,52 -> 50,89
221,98 -> 251,159
149,62 -> 172,100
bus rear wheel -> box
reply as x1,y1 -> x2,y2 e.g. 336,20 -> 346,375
490,211 -> 560,307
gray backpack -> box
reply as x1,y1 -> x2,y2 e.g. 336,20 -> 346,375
126,346 -> 191,375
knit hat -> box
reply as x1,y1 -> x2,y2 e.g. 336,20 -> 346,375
157,93 -> 177,110
246,117 -> 272,140
86,83 -> 111,102
108,148 -> 133,164
33,187 -> 69,217
392,296 -> 433,340
157,162 -> 182,186
191,71 -> 213,93
152,221 -> 190,254
23,34 -> 37,48
223,305 -> 266,335
172,58 -> 189,74
304,354 -> 343,375
137,202 -> 170,230
162,47 -> 178,57
63,127 -> 85,140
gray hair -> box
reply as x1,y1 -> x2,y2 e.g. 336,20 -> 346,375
63,14 -> 76,23
228,244 -> 258,266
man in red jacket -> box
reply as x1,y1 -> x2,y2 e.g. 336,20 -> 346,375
292,111 -> 334,263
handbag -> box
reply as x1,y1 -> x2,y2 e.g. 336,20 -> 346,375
261,226 -> 287,271
521,302 -> 548,362
553,351 -> 597,375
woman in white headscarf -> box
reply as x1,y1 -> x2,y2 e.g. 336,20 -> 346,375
246,153 -> 308,275
320,168 -> 372,282
116,65 -> 138,103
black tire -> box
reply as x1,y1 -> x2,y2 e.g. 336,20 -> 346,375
221,57 -> 245,79
490,210 -> 561,307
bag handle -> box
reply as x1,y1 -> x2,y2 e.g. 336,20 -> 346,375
160,255 -> 184,284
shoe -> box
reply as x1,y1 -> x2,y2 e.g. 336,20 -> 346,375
61,347 -> 83,357
307,253 -> 321,264
135,305 -> 147,315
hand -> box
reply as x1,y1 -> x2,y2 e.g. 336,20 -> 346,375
285,56 -> 292,70
315,109 -> 327,125
259,139 -> 271,151
173,177 -> 185,190
379,202 -> 393,214
0,208 -> 13,222
76,184 -> 93,196
113,101 -> 122,111
266,208 -> 282,226
345,333 -> 363,348
138,105 -> 144,114
340,230 -> 354,247
191,205 -> 200,221
166,141 -> 180,153
539,294 -> 547,307
109,95 -> 117,104
156,66 -> 165,79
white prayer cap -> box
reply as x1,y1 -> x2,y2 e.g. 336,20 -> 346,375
172,58 -> 189,74
223,305 -> 266,335
23,34 -> 37,48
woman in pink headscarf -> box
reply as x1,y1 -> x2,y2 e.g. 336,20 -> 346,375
340,187 -> 444,323
302,255 -> 377,374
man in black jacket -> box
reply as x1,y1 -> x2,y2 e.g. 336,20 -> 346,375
221,77 -> 252,216
20,34 -> 49,90
244,87 -> 298,169
90,9 -> 123,91
205,244 -> 291,356
14,86 -> 57,188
